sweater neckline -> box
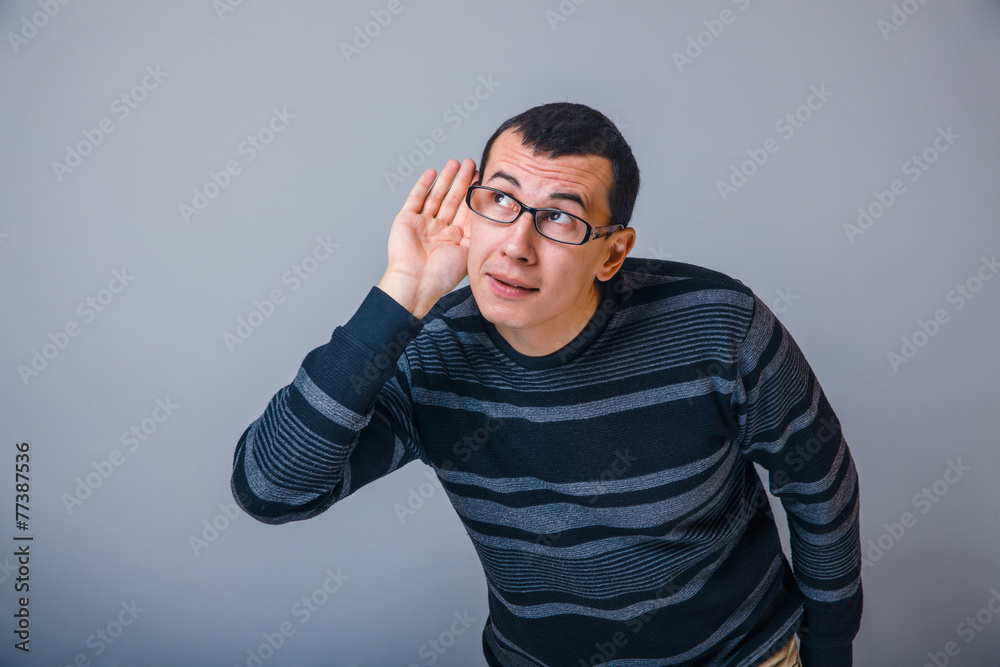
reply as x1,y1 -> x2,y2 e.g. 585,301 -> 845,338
480,269 -> 623,370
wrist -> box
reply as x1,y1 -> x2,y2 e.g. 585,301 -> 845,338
377,269 -> 434,319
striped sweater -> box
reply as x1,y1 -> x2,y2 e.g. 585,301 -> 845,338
231,256 -> 862,667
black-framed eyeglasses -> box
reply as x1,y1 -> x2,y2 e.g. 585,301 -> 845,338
465,184 -> 624,245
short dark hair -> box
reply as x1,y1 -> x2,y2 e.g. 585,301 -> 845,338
478,102 -> 641,228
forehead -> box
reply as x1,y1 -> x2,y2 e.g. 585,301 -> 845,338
483,129 -> 612,214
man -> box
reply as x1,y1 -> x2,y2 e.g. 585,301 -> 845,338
231,103 -> 862,666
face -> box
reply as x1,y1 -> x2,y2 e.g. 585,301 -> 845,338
467,129 -> 635,357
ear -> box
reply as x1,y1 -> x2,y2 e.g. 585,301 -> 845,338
595,227 -> 636,281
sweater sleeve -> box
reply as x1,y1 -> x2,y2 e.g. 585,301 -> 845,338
732,294 -> 863,667
231,286 -> 428,524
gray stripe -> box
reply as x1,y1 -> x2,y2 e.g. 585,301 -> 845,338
293,367 -> 367,429
486,537 -> 769,628
244,421 -> 327,505
741,378 -> 821,455
781,459 -> 858,525
465,481 -> 755,600
413,339 -> 738,396
436,443 -> 730,496
733,608 -> 804,667
335,453 -> 352,500
786,485 -> 859,551
586,555 -> 784,666
412,380 -> 734,422
460,482 -> 733,563
487,624 -> 554,667
797,576 -> 861,603
256,392 -> 350,490
445,446 -> 736,534
771,440 -> 846,496
789,522 -> 861,580
473,527 -> 739,599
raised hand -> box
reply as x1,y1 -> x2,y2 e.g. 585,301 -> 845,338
377,158 -> 478,319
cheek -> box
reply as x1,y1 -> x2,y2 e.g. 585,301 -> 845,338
468,222 -> 498,263
467,239 -> 485,269
554,255 -> 600,299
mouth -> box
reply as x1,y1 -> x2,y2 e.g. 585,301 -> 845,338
488,274 -> 538,294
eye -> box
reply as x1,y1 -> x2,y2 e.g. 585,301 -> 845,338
491,191 -> 517,210
539,210 -> 573,225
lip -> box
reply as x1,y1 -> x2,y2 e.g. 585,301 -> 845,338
488,273 -> 536,290
487,274 -> 538,298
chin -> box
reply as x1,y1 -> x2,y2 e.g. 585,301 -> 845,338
471,283 -> 525,327
487,309 -> 527,328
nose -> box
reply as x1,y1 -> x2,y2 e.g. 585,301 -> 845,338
500,209 -> 538,262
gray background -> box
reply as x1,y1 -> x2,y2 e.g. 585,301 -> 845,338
2,1 -> 999,665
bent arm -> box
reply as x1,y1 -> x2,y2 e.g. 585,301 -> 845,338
231,286 -> 427,524
232,158 -> 477,523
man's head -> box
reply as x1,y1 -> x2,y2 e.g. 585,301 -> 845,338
465,102 -> 639,357
478,103 -> 640,229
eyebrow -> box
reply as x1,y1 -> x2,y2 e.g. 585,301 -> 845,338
486,171 -> 589,213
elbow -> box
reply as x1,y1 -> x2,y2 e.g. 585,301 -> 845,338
230,448 -> 315,525
230,450 -> 337,525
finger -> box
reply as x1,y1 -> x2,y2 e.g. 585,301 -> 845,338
402,167 -> 438,213
436,159 -> 478,224
418,159 -> 461,217
449,197 -> 468,228
450,194 -> 473,249
448,167 -> 477,234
